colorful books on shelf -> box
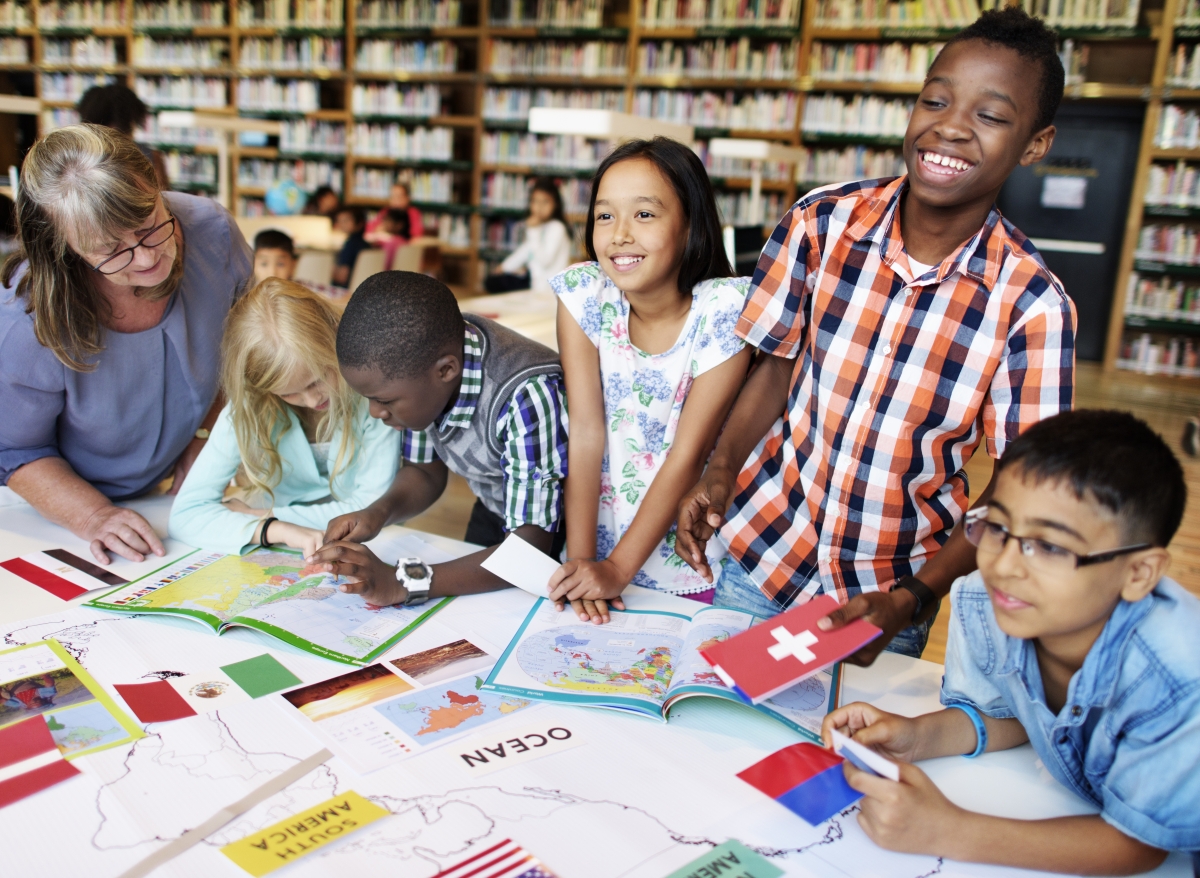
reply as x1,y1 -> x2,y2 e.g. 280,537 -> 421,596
482,597 -> 843,742
639,37 -> 796,81
86,547 -> 451,665
639,0 -> 800,29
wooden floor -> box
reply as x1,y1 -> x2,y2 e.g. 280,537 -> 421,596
405,362 -> 1200,666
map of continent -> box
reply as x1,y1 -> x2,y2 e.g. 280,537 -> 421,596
768,676 -> 827,713
514,627 -> 683,699
44,700 -> 131,756
374,679 -> 532,744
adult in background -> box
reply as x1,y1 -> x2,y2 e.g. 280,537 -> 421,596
0,124 -> 253,563
364,181 -> 424,244
77,84 -> 169,190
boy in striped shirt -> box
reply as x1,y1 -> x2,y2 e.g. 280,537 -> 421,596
675,8 -> 1076,661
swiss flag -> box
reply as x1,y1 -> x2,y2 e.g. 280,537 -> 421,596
700,594 -> 881,703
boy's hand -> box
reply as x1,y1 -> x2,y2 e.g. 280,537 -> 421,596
822,701 -> 922,763
675,464 -> 737,582
308,541 -> 406,606
547,559 -> 627,624
845,760 -> 963,856
816,589 -> 919,666
323,505 -> 387,544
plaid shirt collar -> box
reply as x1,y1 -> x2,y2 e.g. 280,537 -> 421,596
847,175 -> 1007,292
438,323 -> 483,432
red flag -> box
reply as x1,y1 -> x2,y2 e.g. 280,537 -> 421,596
700,594 -> 881,703
0,716 -> 80,809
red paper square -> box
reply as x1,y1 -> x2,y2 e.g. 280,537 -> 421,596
115,680 -> 197,723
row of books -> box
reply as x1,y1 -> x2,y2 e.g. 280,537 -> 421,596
1178,0 -> 1200,25
137,113 -> 222,144
351,82 -> 444,117
351,165 -> 453,201
136,74 -> 227,107
639,0 -> 800,28
630,88 -> 798,131
481,86 -> 623,120
357,0 -> 461,27
1145,160 -> 1200,207
808,41 -> 942,84
483,217 -> 529,253
237,157 -> 343,190
350,123 -> 454,159
34,0 -> 124,29
480,131 -> 612,168
1156,105 -> 1200,150
163,150 -> 217,186
40,72 -> 114,102
1167,43 -> 1200,89
133,0 -> 226,26
1060,38 -> 1088,85
797,144 -> 906,185
812,0 -> 998,28
1118,334 -> 1200,377
240,36 -> 343,70
42,37 -> 117,66
1136,223 -> 1200,265
236,76 -> 320,111
489,0 -> 602,27
237,0 -> 344,26
355,39 -> 456,73
716,189 -> 785,225
1020,0 -> 1140,28
132,37 -> 226,68
0,1 -> 28,27
482,171 -> 589,212
801,93 -> 912,137
487,39 -> 628,77
638,38 -> 796,81
701,149 -> 791,180
1125,273 -> 1200,320
0,35 -> 26,62
278,118 -> 346,153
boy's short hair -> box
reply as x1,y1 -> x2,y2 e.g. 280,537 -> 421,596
997,410 -> 1186,547
942,7 -> 1064,132
336,270 -> 464,379
253,229 -> 295,256
336,205 -> 366,228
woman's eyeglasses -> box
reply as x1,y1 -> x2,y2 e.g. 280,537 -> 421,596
91,217 -> 176,275
963,507 -> 1150,574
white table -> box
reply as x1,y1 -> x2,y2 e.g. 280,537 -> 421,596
459,288 -> 558,351
0,495 -> 1188,877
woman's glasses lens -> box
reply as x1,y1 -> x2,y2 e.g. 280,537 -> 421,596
94,218 -> 175,274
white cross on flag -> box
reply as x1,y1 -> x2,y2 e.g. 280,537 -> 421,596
700,594 -> 882,704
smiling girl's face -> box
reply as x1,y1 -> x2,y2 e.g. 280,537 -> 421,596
591,158 -> 687,299
276,365 -> 335,413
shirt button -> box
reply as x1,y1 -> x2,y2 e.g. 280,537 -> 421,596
903,289 -> 912,299
1070,705 -> 1082,718
881,344 -> 892,356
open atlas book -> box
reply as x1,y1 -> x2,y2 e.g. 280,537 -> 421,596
87,547 -> 449,665
482,598 -> 841,741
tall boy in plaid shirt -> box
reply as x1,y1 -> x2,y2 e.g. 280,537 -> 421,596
676,8 -> 1076,660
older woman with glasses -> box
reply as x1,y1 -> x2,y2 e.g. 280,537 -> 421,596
0,124 -> 252,564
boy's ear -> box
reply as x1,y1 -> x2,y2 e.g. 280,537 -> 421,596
1118,548 -> 1171,603
1019,125 -> 1056,167
434,352 -> 462,385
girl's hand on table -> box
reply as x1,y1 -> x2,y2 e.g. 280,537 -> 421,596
821,702 -> 923,764
548,559 -> 628,624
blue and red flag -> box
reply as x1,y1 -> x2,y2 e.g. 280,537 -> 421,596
737,742 -> 861,826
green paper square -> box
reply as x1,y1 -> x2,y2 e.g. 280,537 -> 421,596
662,839 -> 783,878
220,653 -> 302,699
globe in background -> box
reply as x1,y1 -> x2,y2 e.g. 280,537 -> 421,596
265,178 -> 308,215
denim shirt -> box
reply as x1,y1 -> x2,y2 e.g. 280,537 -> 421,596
942,572 -> 1200,852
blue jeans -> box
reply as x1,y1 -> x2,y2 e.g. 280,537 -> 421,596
713,560 -> 938,659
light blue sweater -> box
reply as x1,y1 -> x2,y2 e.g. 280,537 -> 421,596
168,402 -> 401,553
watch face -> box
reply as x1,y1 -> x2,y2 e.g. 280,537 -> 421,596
403,562 -> 430,581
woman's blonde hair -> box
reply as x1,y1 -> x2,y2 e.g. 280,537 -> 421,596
222,278 -> 361,502
1,123 -> 184,371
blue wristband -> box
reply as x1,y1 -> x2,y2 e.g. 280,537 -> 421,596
948,703 -> 988,758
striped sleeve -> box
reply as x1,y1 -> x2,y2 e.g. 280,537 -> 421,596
497,372 -> 568,532
734,199 -> 815,358
400,428 -> 439,464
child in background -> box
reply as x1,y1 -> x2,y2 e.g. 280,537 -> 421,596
169,279 -> 401,555
305,185 -> 340,217
823,410 -> 1199,874
332,206 -> 371,288
486,177 -> 573,295
379,208 -> 412,269
308,270 -> 568,606
548,139 -> 752,624
252,229 -> 297,285
365,181 -> 424,243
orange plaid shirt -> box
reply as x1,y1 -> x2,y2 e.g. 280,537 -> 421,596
721,176 -> 1076,607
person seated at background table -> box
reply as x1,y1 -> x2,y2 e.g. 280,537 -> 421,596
673,8 -> 1076,663
77,84 -> 169,191
823,410 -> 1199,875
253,229 -> 297,285
0,124 -> 252,564
485,177 -> 572,296
308,270 -> 567,606
304,185 -> 340,218
379,208 -> 414,270
547,139 -> 751,624
365,181 -> 423,244
169,279 -> 401,556
332,206 -> 371,289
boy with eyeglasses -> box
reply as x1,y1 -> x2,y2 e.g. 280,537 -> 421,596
821,409 -> 1200,874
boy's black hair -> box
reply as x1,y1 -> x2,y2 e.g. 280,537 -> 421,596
997,410 -> 1186,548
336,205 -> 367,228
585,137 -> 733,294
253,229 -> 296,256
336,270 -> 464,379
77,84 -> 149,135
942,7 -> 1064,133
384,207 -> 411,239
529,176 -> 569,227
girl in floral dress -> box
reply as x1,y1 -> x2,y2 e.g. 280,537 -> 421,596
548,138 -> 752,624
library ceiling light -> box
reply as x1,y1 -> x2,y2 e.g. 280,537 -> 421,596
528,108 -> 695,145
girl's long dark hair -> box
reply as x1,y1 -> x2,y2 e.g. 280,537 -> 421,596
529,176 -> 569,226
585,137 -> 733,294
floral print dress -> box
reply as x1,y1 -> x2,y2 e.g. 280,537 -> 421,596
552,261 -> 750,595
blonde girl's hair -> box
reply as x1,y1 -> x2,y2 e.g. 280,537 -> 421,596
221,278 -> 361,502
1,123 -> 184,371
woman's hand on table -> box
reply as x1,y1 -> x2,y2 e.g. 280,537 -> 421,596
82,505 -> 166,564
821,702 -> 923,764
547,558 -> 627,624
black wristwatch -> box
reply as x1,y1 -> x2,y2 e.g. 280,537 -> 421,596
893,575 -> 938,624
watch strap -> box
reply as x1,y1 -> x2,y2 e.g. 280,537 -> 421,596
893,575 -> 937,624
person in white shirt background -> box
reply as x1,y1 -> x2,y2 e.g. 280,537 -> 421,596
487,177 -> 573,295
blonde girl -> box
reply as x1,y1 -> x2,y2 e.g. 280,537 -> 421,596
169,278 -> 401,555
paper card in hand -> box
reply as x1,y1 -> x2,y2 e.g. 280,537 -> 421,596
737,742 -> 861,826
699,594 -> 880,704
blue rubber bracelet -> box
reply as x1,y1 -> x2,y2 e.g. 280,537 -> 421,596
948,703 -> 988,758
